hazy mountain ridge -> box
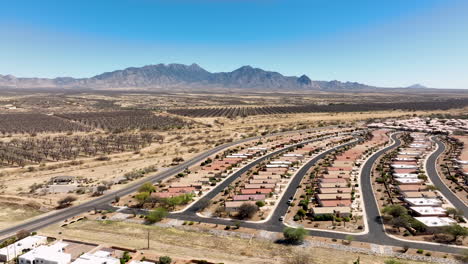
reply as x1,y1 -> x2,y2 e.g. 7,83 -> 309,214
0,63 -> 404,91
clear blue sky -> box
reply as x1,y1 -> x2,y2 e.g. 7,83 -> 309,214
1,0 -> 467,88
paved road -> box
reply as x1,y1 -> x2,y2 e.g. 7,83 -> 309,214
354,133 -> 465,254
176,134 -> 343,214
168,133 -> 466,254
426,137 -> 468,217
0,127 -> 335,240
3,131 -> 466,255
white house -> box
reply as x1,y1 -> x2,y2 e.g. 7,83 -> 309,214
71,250 -> 120,264
391,164 -> 418,169
0,235 -> 47,262
395,178 -> 424,185
414,217 -> 457,228
19,242 -> 71,264
410,206 -> 447,217
404,198 -> 442,207
393,173 -> 419,178
266,164 -> 289,168
270,161 -> 292,165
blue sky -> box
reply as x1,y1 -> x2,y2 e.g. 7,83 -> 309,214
1,0 -> 467,88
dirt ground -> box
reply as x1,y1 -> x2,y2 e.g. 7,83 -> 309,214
0,107 -> 465,230
38,219 -> 439,264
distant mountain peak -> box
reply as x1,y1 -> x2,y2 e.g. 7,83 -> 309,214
406,83 -> 427,89
233,65 -> 257,72
297,75 -> 312,85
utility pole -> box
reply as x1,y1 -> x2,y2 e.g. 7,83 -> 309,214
147,230 -> 150,249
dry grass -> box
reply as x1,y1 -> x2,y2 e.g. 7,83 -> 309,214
0,201 -> 43,229
39,220 -> 435,264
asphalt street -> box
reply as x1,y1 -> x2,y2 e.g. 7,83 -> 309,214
426,137 -> 468,217
0,127 -> 332,240
1,131 -> 466,255
168,133 -> 466,255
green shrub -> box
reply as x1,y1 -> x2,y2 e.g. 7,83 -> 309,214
146,208 -> 168,223
283,227 -> 307,244
255,201 -> 265,207
313,214 -> 334,221
159,256 -> 172,264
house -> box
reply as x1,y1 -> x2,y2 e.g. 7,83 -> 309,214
72,250 -> 120,264
396,184 -> 428,192
240,188 -> 273,195
249,179 -> 278,184
398,151 -> 421,156
257,171 -> 282,177
225,155 -> 248,159
0,235 -> 47,262
322,172 -> 351,179
319,182 -> 348,188
392,160 -> 418,165
168,182 -> 192,188
394,178 -> 424,185
167,187 -> 197,193
316,193 -> 352,207
19,242 -> 71,264
318,200 -> 353,207
394,157 -> 417,161
404,198 -> 442,207
393,173 -> 419,178
316,193 -> 352,200
413,217 -> 457,231
312,207 -> 351,217
393,168 -> 418,174
152,192 -> 178,198
327,167 -> 353,172
401,191 -> 438,198
319,178 -> 348,184
270,161 -> 292,165
326,171 -> 351,177
332,161 -> 354,167
391,164 -> 418,169
252,175 -> 281,180
318,188 -> 352,194
232,194 -> 266,201
410,206 -> 447,217
244,183 -> 276,189
266,164 -> 289,168
265,167 -> 289,172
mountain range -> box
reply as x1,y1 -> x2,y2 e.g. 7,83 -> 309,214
0,63 -> 425,92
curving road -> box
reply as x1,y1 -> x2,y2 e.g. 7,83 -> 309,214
426,137 -> 468,217
170,137 -> 363,224
0,127 -> 336,240
176,135 -> 341,214
167,133 -> 466,254
2,131 -> 466,255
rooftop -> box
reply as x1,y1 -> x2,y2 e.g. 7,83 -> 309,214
410,206 -> 447,216
404,198 -> 442,206
413,217 -> 457,227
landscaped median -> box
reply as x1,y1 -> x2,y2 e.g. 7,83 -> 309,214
110,128 -> 355,220
195,132 -> 356,222
372,132 -> 468,246
284,129 -> 392,234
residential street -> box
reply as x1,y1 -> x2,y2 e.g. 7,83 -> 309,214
1,132 -> 466,255
426,137 -> 468,217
